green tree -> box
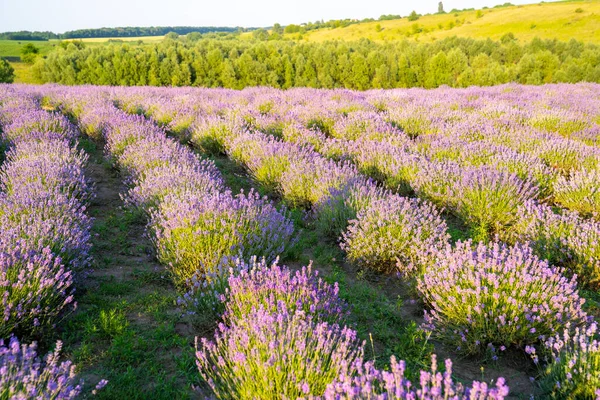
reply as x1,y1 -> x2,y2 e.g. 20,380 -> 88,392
425,51 -> 451,87
31,34 -> 600,89
186,32 -> 202,41
20,43 -> 40,64
252,29 -> 269,41
501,32 -> 516,44
206,48 -> 224,85
59,40 -> 85,50
0,58 -> 15,83
165,32 -> 179,40
220,59 -> 238,88
350,52 -> 370,90
272,23 -> 284,35
284,24 -> 301,34
408,11 -> 420,21
447,48 -> 468,84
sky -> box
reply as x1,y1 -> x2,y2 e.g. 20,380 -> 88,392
0,0 -> 540,33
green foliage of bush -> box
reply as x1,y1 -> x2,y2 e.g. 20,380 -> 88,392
0,58 -> 14,83
20,43 -> 40,64
407,11 -> 420,21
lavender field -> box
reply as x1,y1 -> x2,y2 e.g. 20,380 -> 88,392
1,82 -> 600,399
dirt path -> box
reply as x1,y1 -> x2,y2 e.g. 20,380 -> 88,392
61,139 -> 207,399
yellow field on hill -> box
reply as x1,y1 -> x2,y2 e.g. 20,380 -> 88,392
294,0 -> 600,43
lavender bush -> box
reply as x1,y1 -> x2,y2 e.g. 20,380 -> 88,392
222,257 -> 349,325
282,124 -> 327,151
412,161 -> 460,211
507,200 -> 600,290
324,354 -> 510,399
417,241 -> 587,355
526,322 -> 600,399
505,200 -> 578,266
0,192 -> 92,269
151,190 -> 295,286
117,135 -> 198,181
554,168 -> 600,219
349,141 -> 423,196
341,195 -> 450,278
191,115 -> 234,155
566,219 -> 600,290
280,158 -> 358,209
0,245 -> 75,339
196,306 -> 364,398
2,110 -> 78,144
0,337 -> 100,399
1,138 -> 91,201
227,131 -> 308,195
454,167 -> 539,241
312,178 -> 388,238
532,138 -> 599,175
104,113 -> 162,159
125,161 -> 224,210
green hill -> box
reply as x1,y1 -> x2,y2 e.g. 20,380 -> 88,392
289,0 -> 600,44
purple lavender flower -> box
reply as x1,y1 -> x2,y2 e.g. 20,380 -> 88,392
532,322 -> 600,398
0,245 -> 75,339
0,191 -> 93,270
2,108 -> 78,144
221,257 -> 349,325
196,305 -> 364,398
125,160 -> 224,211
150,189 -> 295,287
341,193 -> 450,278
1,138 -> 91,201
507,200 -> 600,290
0,337 -> 84,399
417,241 -> 587,355
324,354 -> 510,399
554,167 -> 600,219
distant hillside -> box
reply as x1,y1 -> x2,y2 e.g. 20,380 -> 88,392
0,26 -> 245,41
288,0 -> 600,44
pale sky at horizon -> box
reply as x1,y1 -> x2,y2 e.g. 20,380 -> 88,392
1,0 -> 547,33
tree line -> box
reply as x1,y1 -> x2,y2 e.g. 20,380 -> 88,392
0,26 -> 243,41
34,36 -> 600,89
0,31 -> 60,41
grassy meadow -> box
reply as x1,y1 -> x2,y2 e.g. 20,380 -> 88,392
0,36 -> 164,83
289,0 -> 600,43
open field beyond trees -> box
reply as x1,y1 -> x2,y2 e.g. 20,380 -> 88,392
293,0 -> 600,43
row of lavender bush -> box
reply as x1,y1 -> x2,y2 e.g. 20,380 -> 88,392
27,84 -> 600,397
108,84 -> 600,397
120,90 -> 517,397
0,85 -> 105,398
109,85 -> 600,288
192,257 -> 509,398
85,88 -> 513,398
43,90 -> 296,292
187,109 -> 597,396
